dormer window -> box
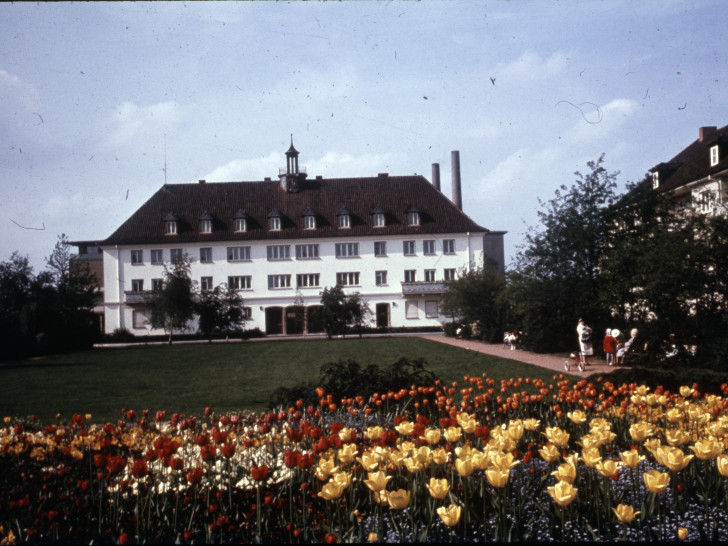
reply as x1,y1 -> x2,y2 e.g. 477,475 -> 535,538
406,205 -> 421,226
233,209 -> 248,233
371,205 -> 386,227
267,209 -> 283,231
164,212 -> 179,235
337,207 -> 352,229
303,208 -> 317,230
199,211 -> 213,234
711,145 -> 719,167
652,172 -> 660,189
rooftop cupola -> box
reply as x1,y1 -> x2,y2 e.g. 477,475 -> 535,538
279,135 -> 308,193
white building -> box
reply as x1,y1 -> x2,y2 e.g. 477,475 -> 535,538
99,142 -> 505,336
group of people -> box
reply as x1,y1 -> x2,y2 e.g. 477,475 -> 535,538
577,318 -> 639,367
502,330 -> 521,350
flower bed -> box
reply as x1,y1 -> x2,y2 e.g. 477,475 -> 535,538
2,375 -> 728,543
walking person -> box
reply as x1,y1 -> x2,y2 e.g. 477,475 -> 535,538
577,319 -> 593,367
603,328 -> 617,366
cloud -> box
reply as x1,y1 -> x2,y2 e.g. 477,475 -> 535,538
0,68 -> 40,124
203,153 -> 281,182
495,50 -> 569,83
42,192 -> 111,219
105,101 -> 183,148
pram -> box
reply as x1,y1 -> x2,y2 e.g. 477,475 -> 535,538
564,352 -> 586,372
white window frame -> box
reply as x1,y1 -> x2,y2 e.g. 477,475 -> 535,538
404,270 -> 416,283
710,145 -> 719,167
151,278 -> 163,292
165,221 -> 177,235
200,247 -> 213,263
200,276 -> 213,291
132,310 -> 149,329
336,272 -> 360,286
151,249 -> 163,265
443,239 -> 455,254
269,217 -> 281,231
170,249 -> 183,263
304,215 -> 316,229
425,300 -> 439,318
699,190 -> 714,213
406,300 -> 419,319
375,270 -> 388,286
267,245 -> 291,260
652,172 -> 660,189
373,213 -> 385,227
268,274 -> 291,289
228,275 -> 252,290
423,240 -> 436,255
296,273 -> 320,288
131,279 -> 144,292
335,242 -> 359,258
374,241 -> 387,257
407,212 -> 420,226
200,219 -> 212,234
444,268 -> 457,281
234,218 -> 247,233
227,246 -> 251,262
131,250 -> 143,265
424,269 -> 436,282
339,214 -> 351,229
295,244 -> 319,259
403,240 -> 416,256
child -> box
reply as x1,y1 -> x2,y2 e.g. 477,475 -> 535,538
603,328 -> 617,366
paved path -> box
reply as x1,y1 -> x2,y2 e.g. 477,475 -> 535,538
419,334 -> 619,376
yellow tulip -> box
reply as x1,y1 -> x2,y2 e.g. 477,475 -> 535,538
666,408 -> 684,423
338,427 -> 354,443
373,490 -> 388,506
506,420 -> 525,441
665,428 -> 690,447
677,527 -> 688,540
357,451 -> 380,472
486,467 -> 511,488
679,386 -> 693,398
388,450 -> 406,468
425,477 -> 450,500
589,417 -> 609,430
364,426 -> 383,441
443,426 -> 463,443
596,459 -> 621,478
578,433 -> 601,450
459,417 -> 477,435
395,421 -> 414,436
387,489 -> 410,510
613,503 -> 639,523
403,457 -> 424,474
643,469 -> 670,494
332,471 -> 351,489
454,444 -> 472,459
421,428 -> 441,445
318,480 -> 345,500
547,480 -> 578,507
619,449 -> 644,469
471,450 -> 489,471
492,451 -> 519,471
315,457 -> 339,481
539,444 -> 561,463
455,456 -> 474,477
581,447 -> 602,469
437,503 -> 462,527
431,447 -> 450,465
544,426 -> 570,447
717,454 -> 728,477
629,422 -> 653,442
368,532 -> 378,542
635,385 -> 650,397
398,441 -> 415,457
524,418 -> 540,431
655,446 -> 693,472
689,439 -> 723,460
337,443 -> 358,465
643,438 -> 662,455
551,462 -> 576,483
594,429 -> 617,446
567,410 -> 587,424
364,470 -> 391,492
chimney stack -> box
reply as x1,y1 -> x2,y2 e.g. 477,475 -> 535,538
432,163 -> 441,191
451,150 -> 462,210
700,126 -> 717,142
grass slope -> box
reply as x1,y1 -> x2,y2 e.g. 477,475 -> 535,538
0,337 -> 562,423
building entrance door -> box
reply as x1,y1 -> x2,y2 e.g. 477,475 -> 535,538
376,303 -> 390,329
265,307 -> 283,335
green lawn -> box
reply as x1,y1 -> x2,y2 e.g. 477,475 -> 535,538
0,337 -> 564,424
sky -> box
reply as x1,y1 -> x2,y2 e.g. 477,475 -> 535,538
1,0 -> 726,272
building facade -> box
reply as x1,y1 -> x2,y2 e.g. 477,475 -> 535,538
99,143 -> 505,336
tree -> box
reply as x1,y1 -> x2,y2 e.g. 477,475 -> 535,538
439,265 -> 506,342
148,254 -> 195,344
320,284 -> 371,339
345,292 -> 372,338
509,155 -> 619,351
196,283 -> 248,342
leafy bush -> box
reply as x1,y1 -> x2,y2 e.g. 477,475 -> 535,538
590,364 -> 728,395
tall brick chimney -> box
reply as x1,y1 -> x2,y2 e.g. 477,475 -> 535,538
432,163 -> 441,191
451,151 -> 462,210
699,126 -> 717,142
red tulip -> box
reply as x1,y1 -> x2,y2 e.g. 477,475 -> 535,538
251,465 -> 269,481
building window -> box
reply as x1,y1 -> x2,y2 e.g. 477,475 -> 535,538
304,215 -> 316,229
228,276 -> 252,290
375,270 -> 388,286
170,249 -> 183,263
269,217 -> 281,231
339,214 -> 350,229
151,278 -> 163,292
403,241 -> 416,256
227,246 -> 251,262
131,250 -> 143,265
374,241 -> 387,257
336,272 -> 360,286
268,274 -> 291,289
267,245 -> 291,260
165,220 -> 177,235
652,172 -> 660,189
131,279 -> 144,292
425,300 -> 439,318
335,242 -> 359,258
234,218 -> 247,232
407,211 -> 420,226
404,270 -> 416,283
423,240 -> 435,255
151,249 -> 163,265
406,300 -> 418,319
132,310 -> 149,329
200,219 -> 212,234
373,213 -> 385,227
444,268 -> 457,281
443,239 -> 455,254
711,145 -> 719,167
296,273 -> 320,288
200,247 -> 212,263
699,190 -> 715,213
200,276 -> 213,291
241,307 -> 252,319
424,269 -> 436,282
296,244 -> 319,259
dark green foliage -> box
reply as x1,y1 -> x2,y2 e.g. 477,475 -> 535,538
195,283 -> 248,342
268,357 -> 439,409
594,365 -> 728,396
147,254 -> 195,344
319,284 -> 372,338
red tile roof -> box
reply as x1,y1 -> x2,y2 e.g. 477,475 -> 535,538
102,175 -> 488,246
